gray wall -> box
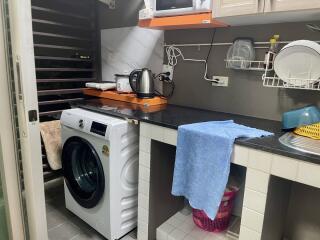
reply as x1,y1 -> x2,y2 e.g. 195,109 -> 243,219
285,183 -> 320,240
98,0 -> 144,29
165,21 -> 320,121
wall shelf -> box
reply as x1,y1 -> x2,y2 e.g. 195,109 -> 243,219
262,58 -> 320,91
138,13 -> 227,30
225,59 -> 270,71
262,74 -> 320,91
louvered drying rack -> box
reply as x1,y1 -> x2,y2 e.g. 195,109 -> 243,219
32,0 -> 100,181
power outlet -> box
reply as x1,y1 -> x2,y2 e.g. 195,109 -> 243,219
211,76 -> 229,87
162,64 -> 174,80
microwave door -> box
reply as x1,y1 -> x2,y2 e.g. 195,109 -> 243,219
154,0 -> 194,16
156,0 -> 193,10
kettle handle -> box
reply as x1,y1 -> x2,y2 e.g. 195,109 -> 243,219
129,69 -> 141,93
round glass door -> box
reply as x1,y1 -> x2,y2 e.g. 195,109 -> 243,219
62,136 -> 105,208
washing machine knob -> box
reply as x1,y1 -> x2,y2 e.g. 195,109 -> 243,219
79,119 -> 84,128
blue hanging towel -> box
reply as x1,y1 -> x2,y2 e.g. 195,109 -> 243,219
172,120 -> 273,220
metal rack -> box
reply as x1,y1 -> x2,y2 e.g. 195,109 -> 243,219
32,0 -> 99,122
262,52 -> 320,91
262,72 -> 320,91
31,0 -> 100,181
164,40 -> 320,48
225,59 -> 267,71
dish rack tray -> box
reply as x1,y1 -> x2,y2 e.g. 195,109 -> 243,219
225,59 -> 268,71
262,58 -> 320,91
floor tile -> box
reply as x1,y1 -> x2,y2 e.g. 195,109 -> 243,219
47,209 -> 69,230
48,221 -> 80,240
45,179 -> 137,240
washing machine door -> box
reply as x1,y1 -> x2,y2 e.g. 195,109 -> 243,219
62,136 -> 105,209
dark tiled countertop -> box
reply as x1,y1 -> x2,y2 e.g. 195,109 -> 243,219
76,98 -> 320,165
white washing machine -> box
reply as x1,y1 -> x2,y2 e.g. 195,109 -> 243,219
60,108 -> 139,240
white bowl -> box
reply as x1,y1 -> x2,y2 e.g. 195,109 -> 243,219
274,40 -> 320,87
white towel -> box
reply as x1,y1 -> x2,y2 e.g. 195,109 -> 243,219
40,120 -> 62,170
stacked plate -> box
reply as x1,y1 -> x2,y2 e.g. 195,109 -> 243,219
274,40 -> 320,87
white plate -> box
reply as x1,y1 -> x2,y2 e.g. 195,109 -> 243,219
274,40 -> 320,87
283,40 -> 320,51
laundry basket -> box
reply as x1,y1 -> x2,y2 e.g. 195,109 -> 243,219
192,186 -> 239,232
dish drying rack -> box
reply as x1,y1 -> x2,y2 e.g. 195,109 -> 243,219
225,54 -> 320,91
262,58 -> 320,91
225,59 -> 268,71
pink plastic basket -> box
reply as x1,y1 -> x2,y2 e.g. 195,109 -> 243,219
192,186 -> 239,232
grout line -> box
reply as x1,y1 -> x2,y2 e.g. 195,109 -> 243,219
241,224 -> 262,235
69,233 -> 81,240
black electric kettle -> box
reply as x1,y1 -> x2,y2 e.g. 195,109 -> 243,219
129,68 -> 154,99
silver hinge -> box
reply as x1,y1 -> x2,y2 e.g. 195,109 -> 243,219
100,0 -> 116,9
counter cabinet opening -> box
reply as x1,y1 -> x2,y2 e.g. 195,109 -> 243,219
148,140 -> 246,240
262,176 -> 320,240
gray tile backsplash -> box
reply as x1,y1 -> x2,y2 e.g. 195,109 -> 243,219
165,21 -> 320,121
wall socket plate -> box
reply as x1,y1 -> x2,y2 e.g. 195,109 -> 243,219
162,64 -> 174,80
211,76 -> 229,87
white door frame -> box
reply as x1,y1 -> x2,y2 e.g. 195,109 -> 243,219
7,0 -> 48,239
0,4 -> 26,239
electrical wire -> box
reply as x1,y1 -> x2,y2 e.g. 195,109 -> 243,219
165,29 -> 218,83
204,29 -> 217,79
154,73 -> 175,98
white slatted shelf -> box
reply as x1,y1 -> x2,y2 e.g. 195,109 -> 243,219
32,6 -> 91,20
33,31 -> 91,41
37,88 -> 85,96
35,56 -> 92,62
39,110 -> 64,117
32,19 -> 93,31
34,44 -> 90,51
36,68 -> 95,72
37,78 -> 95,83
34,0 -> 98,181
38,98 -> 84,106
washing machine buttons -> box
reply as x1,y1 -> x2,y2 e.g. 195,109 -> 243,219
79,119 -> 84,128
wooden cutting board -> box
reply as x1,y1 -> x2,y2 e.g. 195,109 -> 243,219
83,89 -> 167,106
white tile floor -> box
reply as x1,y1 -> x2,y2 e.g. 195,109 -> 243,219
156,211 -> 239,240
45,178 -> 137,240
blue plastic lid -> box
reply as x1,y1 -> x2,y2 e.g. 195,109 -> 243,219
282,106 -> 320,129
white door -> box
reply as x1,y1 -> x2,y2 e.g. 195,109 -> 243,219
4,0 -> 48,239
0,3 -> 27,239
212,0 -> 264,17
265,0 -> 320,12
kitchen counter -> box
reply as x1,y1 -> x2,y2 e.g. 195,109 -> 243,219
76,98 -> 320,164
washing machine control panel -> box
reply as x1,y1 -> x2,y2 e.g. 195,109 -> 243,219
90,121 -> 107,137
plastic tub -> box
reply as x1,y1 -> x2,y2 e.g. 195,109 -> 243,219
192,186 -> 239,232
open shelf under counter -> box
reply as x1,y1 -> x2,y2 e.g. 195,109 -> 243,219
157,210 -> 240,240
138,13 -> 228,30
